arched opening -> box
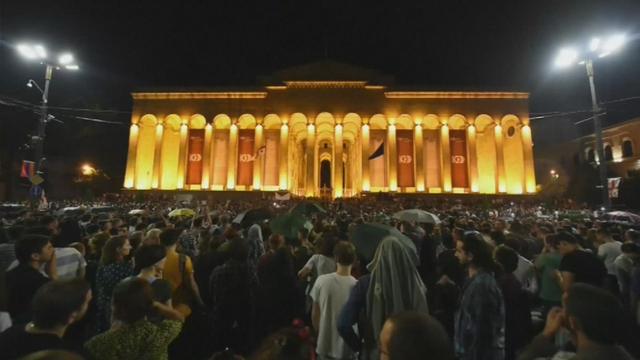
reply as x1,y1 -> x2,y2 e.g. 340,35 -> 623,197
586,148 -> 595,162
604,144 -> 613,161
320,159 -> 332,191
622,139 -> 634,158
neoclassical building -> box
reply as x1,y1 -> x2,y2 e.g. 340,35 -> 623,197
123,61 -> 536,197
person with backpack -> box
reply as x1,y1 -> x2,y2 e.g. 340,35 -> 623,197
159,229 -> 204,317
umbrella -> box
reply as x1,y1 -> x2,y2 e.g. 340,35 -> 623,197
270,213 -> 312,241
290,201 -> 326,217
350,223 -> 418,265
233,207 -> 273,227
392,209 -> 441,224
128,209 -> 145,215
168,208 -> 196,218
605,211 -> 640,225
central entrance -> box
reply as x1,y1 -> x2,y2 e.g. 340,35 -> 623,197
320,159 -> 332,190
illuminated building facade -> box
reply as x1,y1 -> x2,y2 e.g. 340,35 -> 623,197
124,61 -> 536,197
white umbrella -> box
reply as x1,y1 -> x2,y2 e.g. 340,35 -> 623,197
393,209 -> 441,224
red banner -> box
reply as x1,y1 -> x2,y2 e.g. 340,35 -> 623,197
237,130 -> 255,186
397,130 -> 414,187
186,130 -> 205,185
450,130 -> 468,188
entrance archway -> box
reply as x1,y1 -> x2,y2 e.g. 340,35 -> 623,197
320,159 -> 332,191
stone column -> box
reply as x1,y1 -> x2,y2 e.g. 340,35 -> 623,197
441,123 -> 452,192
279,121 -> 289,190
495,123 -> 506,193
361,119 -> 370,192
467,123 -> 479,193
334,123 -> 344,198
123,123 -> 139,189
521,122 -> 536,193
226,121 -> 238,190
305,122 -> 316,197
176,122 -> 188,189
253,122 -> 264,190
414,121 -> 425,192
388,120 -> 397,191
201,123 -> 213,189
151,122 -> 164,189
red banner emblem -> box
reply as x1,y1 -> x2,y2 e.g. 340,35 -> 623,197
451,155 -> 465,164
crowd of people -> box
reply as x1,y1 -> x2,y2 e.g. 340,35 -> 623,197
0,195 -> 639,360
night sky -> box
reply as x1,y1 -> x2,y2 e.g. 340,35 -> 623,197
1,1 -> 639,195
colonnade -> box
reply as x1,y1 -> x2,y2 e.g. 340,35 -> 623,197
124,112 -> 536,196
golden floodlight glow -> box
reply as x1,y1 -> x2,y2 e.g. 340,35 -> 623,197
81,164 -> 96,176
124,84 -> 535,196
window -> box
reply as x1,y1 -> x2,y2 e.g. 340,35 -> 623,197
507,126 -> 516,138
586,148 -> 595,162
604,145 -> 613,161
622,139 -> 633,158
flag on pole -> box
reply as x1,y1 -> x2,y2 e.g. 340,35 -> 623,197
368,142 -> 385,160
249,145 -> 267,161
608,177 -> 621,198
20,160 -> 36,178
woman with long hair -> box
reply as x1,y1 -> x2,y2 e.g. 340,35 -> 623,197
95,235 -> 133,334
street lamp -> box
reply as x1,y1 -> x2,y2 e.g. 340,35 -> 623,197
554,33 -> 626,210
16,42 -> 80,178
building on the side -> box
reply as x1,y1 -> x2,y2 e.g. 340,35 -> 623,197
577,117 -> 639,175
123,61 -> 536,197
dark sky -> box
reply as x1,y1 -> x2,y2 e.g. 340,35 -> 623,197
1,0 -> 639,191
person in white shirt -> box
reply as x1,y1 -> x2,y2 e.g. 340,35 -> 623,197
310,241 -> 357,360
596,228 -> 622,294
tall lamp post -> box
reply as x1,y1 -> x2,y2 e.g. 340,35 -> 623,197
554,34 -> 626,210
16,43 -> 79,175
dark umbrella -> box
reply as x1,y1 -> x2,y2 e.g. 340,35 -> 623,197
350,223 -> 418,265
290,201 -> 327,217
270,212 -> 311,241
233,207 -> 273,227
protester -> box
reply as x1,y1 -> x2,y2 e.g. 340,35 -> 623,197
310,241 -> 357,360
535,233 -> 563,314
338,236 -> 428,359
160,228 -> 204,316
557,232 -> 607,291
95,235 -> 133,333
596,228 -> 623,294
6,234 -> 56,324
0,279 -> 91,358
494,245 -> 533,360
379,311 -> 454,360
209,237 -> 258,354
455,231 -> 505,360
134,244 -> 167,282
85,277 -> 185,360
518,283 -> 634,360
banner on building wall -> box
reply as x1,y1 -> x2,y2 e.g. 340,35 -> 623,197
449,130 -> 469,188
397,130 -> 415,187
237,130 -> 255,186
186,130 -> 205,185
424,130 -> 441,188
264,131 -> 279,186
212,132 -> 229,186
